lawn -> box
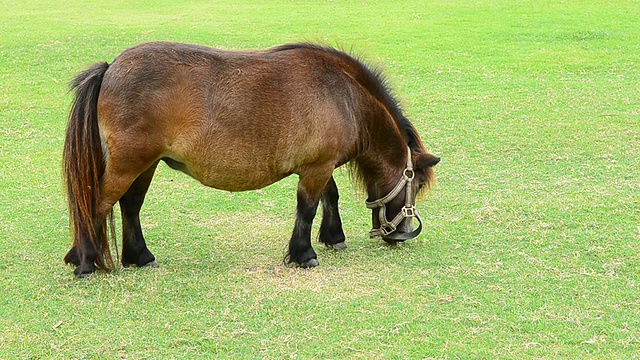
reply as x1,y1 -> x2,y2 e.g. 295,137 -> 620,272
1,0 -> 639,358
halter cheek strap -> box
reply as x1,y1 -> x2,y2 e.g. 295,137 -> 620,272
365,147 -> 423,241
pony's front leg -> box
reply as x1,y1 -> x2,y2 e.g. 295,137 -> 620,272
319,176 -> 347,250
287,168 -> 333,268
287,190 -> 321,268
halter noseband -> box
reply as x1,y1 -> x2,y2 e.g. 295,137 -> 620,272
366,147 -> 423,241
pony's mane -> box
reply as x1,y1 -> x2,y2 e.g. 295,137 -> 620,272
269,43 -> 423,151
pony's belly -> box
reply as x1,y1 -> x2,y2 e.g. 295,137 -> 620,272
161,156 -> 290,192
197,170 -> 290,192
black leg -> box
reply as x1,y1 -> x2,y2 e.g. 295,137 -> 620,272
287,190 -> 321,268
120,162 -> 158,268
319,176 -> 347,250
64,236 -> 98,277
64,216 -> 108,278
287,168 -> 335,268
63,245 -> 80,266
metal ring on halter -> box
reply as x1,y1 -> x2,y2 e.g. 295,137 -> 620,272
404,168 -> 415,180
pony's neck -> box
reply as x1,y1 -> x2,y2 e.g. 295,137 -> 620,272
357,112 -> 409,198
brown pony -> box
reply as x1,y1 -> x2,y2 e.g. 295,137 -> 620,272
63,42 -> 440,278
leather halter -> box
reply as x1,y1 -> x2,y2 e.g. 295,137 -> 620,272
366,147 -> 422,241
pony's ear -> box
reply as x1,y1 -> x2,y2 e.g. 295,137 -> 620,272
416,153 -> 440,169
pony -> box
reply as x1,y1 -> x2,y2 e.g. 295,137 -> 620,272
62,42 -> 440,277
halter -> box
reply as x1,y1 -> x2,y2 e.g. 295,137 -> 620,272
366,147 -> 423,241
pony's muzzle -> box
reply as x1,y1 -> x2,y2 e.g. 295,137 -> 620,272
381,213 -> 423,243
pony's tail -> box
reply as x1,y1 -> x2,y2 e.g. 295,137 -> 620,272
63,62 -> 114,271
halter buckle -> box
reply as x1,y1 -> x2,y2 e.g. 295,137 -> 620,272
402,206 -> 417,218
380,223 -> 396,236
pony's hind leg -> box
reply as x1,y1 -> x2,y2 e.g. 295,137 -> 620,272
64,236 -> 99,275
66,209 -> 111,277
319,176 -> 347,250
120,161 -> 159,268
64,195 -> 115,277
63,245 -> 80,266
70,159 -> 157,277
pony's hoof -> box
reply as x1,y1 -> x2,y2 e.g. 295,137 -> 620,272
73,263 -> 96,279
74,269 -> 95,279
330,242 -> 347,251
142,260 -> 159,268
300,258 -> 319,268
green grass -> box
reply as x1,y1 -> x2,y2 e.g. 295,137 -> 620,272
1,0 -> 639,358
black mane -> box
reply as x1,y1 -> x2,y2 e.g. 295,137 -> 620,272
270,43 -> 423,151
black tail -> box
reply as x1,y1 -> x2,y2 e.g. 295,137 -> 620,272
63,62 -> 114,271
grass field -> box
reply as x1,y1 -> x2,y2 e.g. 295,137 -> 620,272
1,0 -> 639,358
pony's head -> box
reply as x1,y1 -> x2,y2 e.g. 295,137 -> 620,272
316,44 -> 441,243
366,147 -> 440,243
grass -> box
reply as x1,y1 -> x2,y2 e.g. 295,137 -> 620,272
1,0 -> 639,358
